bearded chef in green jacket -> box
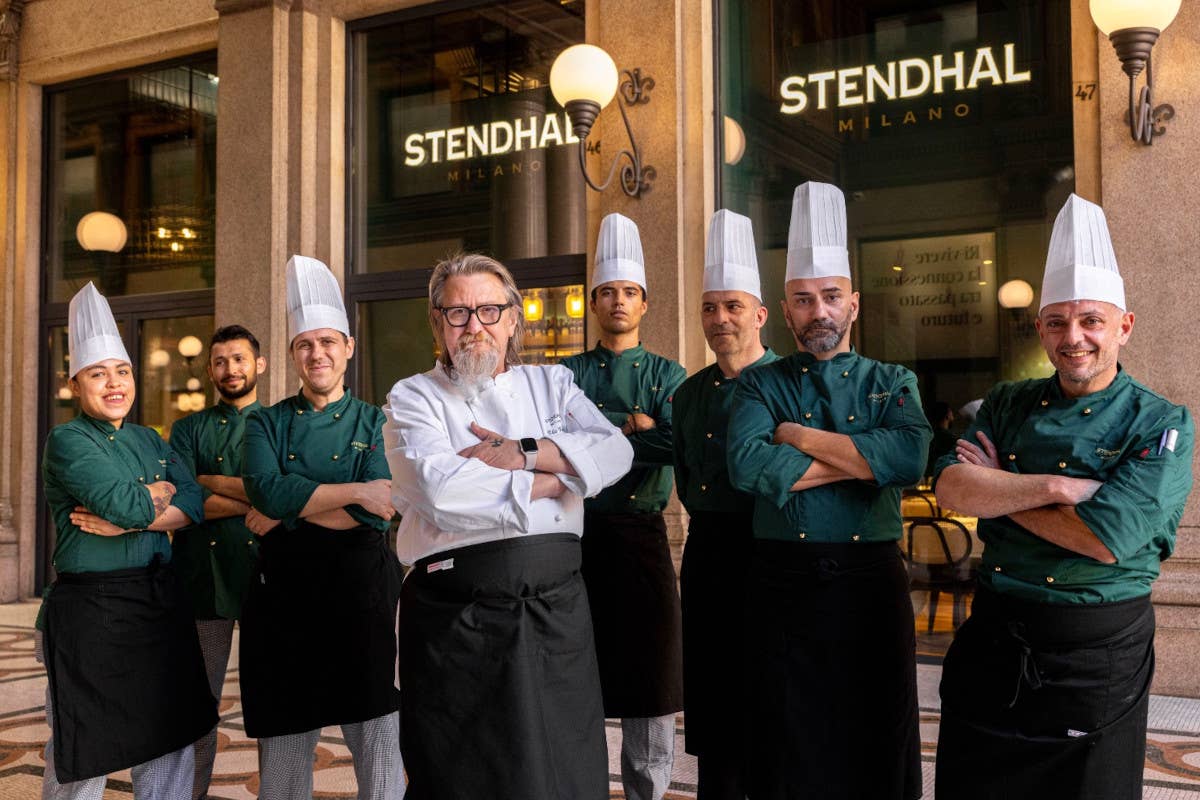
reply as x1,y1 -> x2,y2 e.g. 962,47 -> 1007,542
727,182 -> 930,800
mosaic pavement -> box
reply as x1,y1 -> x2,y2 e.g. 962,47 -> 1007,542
3,598 -> 1200,798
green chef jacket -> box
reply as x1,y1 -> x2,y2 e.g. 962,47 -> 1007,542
42,414 -> 205,574
562,343 -> 687,514
933,367 -> 1194,604
672,349 -> 779,516
727,349 -> 932,543
242,389 -> 391,531
170,400 -> 261,620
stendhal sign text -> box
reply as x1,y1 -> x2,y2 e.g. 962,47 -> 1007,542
779,43 -> 1031,115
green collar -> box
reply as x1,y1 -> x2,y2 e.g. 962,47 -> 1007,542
215,398 -> 261,417
292,387 -> 353,414
790,347 -> 859,370
78,413 -> 121,435
1044,364 -> 1129,407
592,341 -> 646,361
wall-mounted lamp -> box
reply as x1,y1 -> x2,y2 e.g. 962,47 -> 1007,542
998,279 -> 1036,339
550,44 -> 655,198
1090,0 -> 1180,144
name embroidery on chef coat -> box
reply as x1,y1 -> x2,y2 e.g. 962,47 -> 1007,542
544,413 -> 564,434
1095,447 -> 1121,460
868,392 -> 891,403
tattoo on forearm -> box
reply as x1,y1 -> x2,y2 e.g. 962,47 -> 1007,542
153,495 -> 169,517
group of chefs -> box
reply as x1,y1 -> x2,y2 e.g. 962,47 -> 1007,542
38,180 -> 1191,800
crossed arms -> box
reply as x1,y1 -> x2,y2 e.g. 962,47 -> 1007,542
935,431 -> 1115,563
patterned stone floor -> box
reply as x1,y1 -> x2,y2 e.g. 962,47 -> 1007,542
3,597 -> 1200,798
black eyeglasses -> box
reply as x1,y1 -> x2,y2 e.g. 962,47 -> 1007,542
436,303 -> 512,327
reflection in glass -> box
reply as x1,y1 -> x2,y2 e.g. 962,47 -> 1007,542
358,298 -> 439,407
45,56 -> 218,302
353,3 -> 586,273
718,0 -> 1076,656
141,315 -> 215,439
357,285 -> 585,405
519,285 -> 585,365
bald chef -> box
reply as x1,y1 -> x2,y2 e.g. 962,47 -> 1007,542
933,195 -> 1194,799
727,182 -> 931,800
672,209 -> 778,799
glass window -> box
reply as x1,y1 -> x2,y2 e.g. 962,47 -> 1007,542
519,284 -> 586,365
357,298 -> 439,406
717,0 -> 1074,651
140,315 -> 216,440
44,55 -> 218,302
355,282 -> 586,404
351,2 -> 586,274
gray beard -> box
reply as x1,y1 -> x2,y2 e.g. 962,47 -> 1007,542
449,347 -> 500,401
798,320 -> 848,354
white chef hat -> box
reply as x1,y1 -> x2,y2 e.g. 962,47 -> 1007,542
68,281 -> 131,378
593,213 -> 646,292
286,255 -> 350,341
704,209 -> 762,301
786,181 -> 851,282
1039,194 -> 1125,312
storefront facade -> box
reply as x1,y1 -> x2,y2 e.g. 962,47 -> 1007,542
0,0 -> 1197,692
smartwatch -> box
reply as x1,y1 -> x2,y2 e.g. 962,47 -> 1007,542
520,437 -> 539,471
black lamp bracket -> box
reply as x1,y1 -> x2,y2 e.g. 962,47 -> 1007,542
566,68 -> 656,197
1110,27 -> 1176,144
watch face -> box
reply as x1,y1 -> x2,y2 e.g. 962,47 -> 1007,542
521,437 -> 538,453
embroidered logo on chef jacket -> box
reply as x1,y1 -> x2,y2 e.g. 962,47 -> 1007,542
544,413 -> 564,434
158,459 -> 168,466
1095,446 -> 1121,460
351,441 -> 371,451
868,392 -> 891,403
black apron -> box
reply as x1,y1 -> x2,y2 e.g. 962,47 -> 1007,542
398,533 -> 607,800
42,558 -> 217,783
581,510 -> 684,717
239,522 -> 404,737
936,585 -> 1155,800
679,510 -> 754,757
745,540 -> 921,800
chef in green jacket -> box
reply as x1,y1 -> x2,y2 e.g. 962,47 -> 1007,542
170,323 -> 266,800
727,182 -> 930,800
39,282 -> 216,798
933,195 -> 1194,800
562,213 -> 686,800
672,209 -> 777,800
239,256 -> 404,799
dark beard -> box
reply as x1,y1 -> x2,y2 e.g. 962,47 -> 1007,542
217,372 -> 257,402
797,319 -> 848,353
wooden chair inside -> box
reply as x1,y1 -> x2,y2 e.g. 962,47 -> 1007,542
900,515 -> 975,632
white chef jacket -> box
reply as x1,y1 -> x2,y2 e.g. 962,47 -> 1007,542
383,361 -> 634,566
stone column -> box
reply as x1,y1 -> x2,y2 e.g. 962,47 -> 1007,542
214,0 -> 346,404
0,0 -> 41,602
1097,4 -> 1200,696
588,0 -> 714,565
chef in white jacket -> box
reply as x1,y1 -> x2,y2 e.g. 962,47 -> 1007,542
383,251 -> 633,800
